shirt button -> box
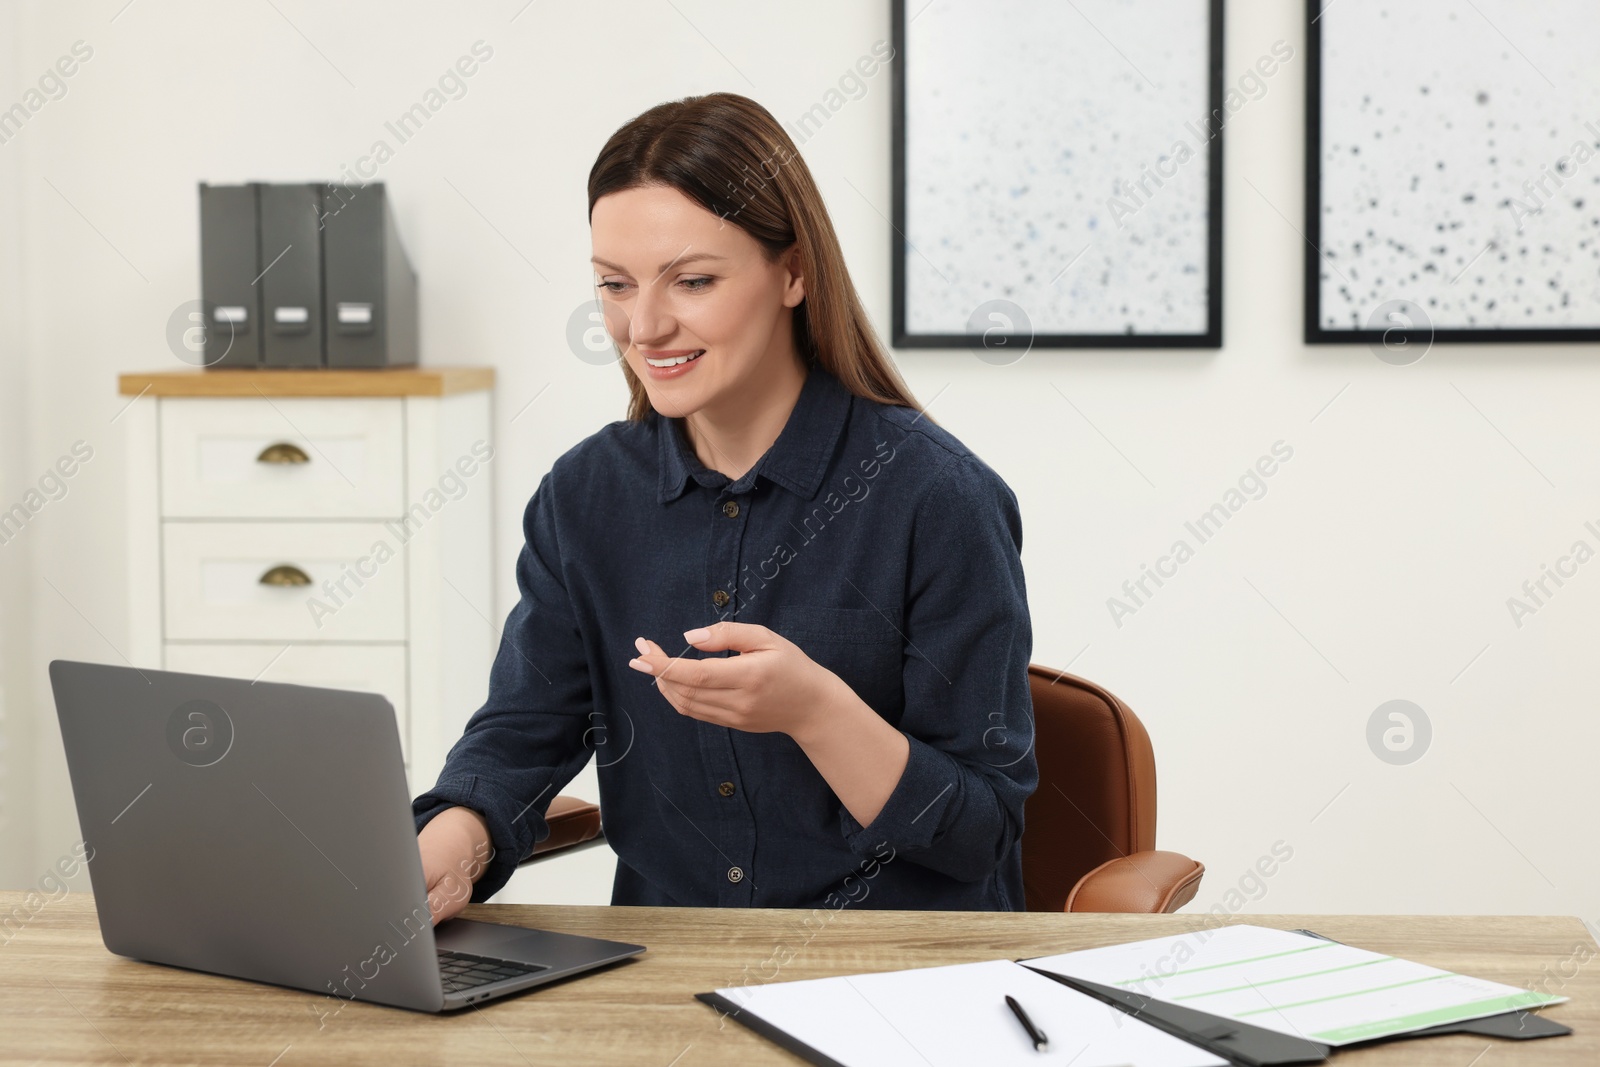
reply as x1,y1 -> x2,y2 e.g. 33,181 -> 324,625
722,500 -> 740,518
711,589 -> 730,607
718,781 -> 736,797
727,866 -> 744,883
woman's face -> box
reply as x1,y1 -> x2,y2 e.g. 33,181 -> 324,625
590,184 -> 805,418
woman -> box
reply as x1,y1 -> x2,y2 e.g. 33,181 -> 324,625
414,92 -> 1035,921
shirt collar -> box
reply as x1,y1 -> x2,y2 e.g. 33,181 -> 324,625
656,362 -> 852,505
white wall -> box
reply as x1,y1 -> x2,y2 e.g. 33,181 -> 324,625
0,0 -> 37,892
4,0 -> 1598,922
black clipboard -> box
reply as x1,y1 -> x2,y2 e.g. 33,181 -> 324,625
1287,929 -> 1572,1046
697,929 -> 1571,1067
698,971 -> 1310,1067
1019,928 -> 1571,1066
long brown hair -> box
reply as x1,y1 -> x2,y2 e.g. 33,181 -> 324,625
587,92 -> 932,425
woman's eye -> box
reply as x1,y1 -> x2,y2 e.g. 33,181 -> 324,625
596,278 -> 709,294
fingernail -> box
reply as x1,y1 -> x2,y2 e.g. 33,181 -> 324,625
683,627 -> 710,643
634,636 -> 647,653
628,657 -> 653,673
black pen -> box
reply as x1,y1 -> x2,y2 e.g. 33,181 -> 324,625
1005,994 -> 1048,1051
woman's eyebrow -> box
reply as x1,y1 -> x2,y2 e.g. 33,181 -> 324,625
591,252 -> 728,275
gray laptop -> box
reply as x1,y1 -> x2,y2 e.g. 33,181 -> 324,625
48,659 -> 645,1012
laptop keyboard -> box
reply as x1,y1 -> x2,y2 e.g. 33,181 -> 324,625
437,949 -> 549,994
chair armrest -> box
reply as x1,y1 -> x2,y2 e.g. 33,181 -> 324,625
516,795 -> 604,866
1065,850 -> 1204,913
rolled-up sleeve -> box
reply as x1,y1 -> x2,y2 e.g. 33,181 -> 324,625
837,452 -> 1037,884
412,468 -> 595,902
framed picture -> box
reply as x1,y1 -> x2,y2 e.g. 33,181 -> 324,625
891,0 -> 1225,350
1306,0 -> 1600,344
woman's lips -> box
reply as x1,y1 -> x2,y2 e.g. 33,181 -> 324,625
641,349 -> 705,379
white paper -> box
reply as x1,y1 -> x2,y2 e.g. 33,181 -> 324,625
1021,925 -> 1566,1046
714,957 -> 1225,1067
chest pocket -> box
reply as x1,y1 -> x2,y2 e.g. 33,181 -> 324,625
766,604 -> 904,718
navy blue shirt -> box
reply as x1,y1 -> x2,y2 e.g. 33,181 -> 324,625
412,361 -> 1036,910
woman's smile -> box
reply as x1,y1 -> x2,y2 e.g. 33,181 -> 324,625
640,347 -> 706,379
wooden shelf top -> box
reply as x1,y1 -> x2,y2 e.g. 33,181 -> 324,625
118,365 -> 494,397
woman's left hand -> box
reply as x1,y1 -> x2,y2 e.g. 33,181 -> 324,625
627,621 -> 839,741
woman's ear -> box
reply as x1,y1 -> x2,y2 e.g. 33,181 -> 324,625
782,243 -> 805,308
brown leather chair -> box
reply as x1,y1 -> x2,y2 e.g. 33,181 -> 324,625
518,794 -> 607,862
1022,664 -> 1203,913
520,663 -> 1204,915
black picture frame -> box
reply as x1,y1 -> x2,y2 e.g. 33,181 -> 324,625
1304,0 -> 1600,345
890,0 -> 1225,350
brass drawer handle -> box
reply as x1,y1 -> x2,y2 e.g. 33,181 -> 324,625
256,442 -> 310,465
259,564 -> 312,587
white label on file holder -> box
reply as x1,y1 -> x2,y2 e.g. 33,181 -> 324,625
214,306 -> 248,323
274,306 -> 309,324
337,303 -> 373,325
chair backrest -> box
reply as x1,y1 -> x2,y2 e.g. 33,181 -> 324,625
1020,664 -> 1158,912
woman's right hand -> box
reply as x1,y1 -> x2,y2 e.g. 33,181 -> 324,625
417,805 -> 494,925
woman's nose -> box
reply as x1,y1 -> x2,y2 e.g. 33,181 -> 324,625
627,284 -> 676,348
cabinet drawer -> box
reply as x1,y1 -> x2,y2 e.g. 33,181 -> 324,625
163,643 -> 410,765
162,522 -> 407,642
161,397 -> 404,518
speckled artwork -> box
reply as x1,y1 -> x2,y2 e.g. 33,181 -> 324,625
1316,0 -> 1600,334
900,0 -> 1217,342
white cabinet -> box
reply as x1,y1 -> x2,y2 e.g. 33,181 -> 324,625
159,397 -> 406,518
119,367 -> 497,795
161,521 -> 409,641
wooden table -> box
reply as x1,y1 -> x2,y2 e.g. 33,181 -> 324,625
2,892 -> 1593,1065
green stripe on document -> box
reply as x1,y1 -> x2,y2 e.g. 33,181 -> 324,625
1113,942 -> 1334,986
1308,992 -> 1565,1043
1235,973 -> 1452,1015
1170,956 -> 1395,1000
